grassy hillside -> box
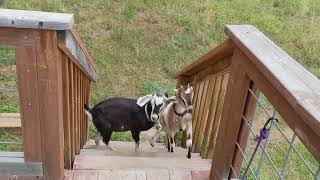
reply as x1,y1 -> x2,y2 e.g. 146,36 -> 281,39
1,0 -> 320,106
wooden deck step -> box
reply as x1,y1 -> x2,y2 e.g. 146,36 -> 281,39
73,155 -> 211,171
80,148 -> 201,159
69,141 -> 210,179
65,169 -> 210,180
85,140 -> 187,153
0,113 -> 21,128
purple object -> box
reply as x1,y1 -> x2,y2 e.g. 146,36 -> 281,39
241,118 -> 277,180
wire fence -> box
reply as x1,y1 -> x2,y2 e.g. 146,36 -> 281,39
230,87 -> 320,180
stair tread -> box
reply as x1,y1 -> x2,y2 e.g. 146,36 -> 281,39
85,140 -> 187,153
80,148 -> 201,159
73,155 -> 211,171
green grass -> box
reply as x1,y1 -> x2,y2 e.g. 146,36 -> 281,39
1,0 -> 320,107
0,1 -> 319,177
0,129 -> 23,151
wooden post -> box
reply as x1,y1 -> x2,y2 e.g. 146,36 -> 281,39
210,49 -> 251,179
36,30 -> 64,179
69,60 -> 76,164
62,54 -> 72,169
230,83 -> 258,177
15,47 -> 42,162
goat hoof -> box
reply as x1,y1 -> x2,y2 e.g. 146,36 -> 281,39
149,140 -> 155,147
187,153 -> 191,159
106,146 -> 115,151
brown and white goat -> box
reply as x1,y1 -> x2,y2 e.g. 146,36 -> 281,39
150,84 -> 194,158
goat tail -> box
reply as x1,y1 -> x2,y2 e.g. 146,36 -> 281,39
84,104 -> 93,121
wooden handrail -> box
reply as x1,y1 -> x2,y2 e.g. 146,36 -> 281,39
225,25 -> 320,138
175,38 -> 234,79
58,30 -> 96,81
0,9 -> 74,30
176,24 -> 320,179
0,9 -> 95,179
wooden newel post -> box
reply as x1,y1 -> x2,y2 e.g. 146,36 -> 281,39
36,30 -> 65,179
210,49 -> 251,179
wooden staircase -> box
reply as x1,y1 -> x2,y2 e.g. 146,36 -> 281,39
65,140 -> 211,180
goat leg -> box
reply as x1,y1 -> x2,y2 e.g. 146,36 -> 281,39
150,122 -> 162,147
131,131 -> 140,152
95,132 -> 103,146
102,131 -> 115,151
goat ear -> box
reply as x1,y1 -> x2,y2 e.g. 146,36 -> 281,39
137,95 -> 153,107
173,88 -> 178,92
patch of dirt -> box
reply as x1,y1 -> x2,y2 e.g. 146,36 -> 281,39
135,12 -> 160,26
92,28 -> 113,38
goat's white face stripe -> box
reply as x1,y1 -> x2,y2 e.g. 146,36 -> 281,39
154,95 -> 164,106
146,94 -> 165,122
185,87 -> 191,94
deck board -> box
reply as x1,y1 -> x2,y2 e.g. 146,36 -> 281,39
67,169 -> 209,180
66,141 -> 210,180
0,113 -> 21,128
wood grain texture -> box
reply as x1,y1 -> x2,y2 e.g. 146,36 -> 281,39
79,73 -> 83,148
192,80 -> 209,152
175,38 -> 234,78
62,54 -> 72,169
86,78 -> 90,141
191,83 -> 201,132
73,170 -> 98,180
200,76 -> 222,158
70,29 -> 96,70
0,27 -> 37,47
206,74 -> 229,159
146,169 -> 170,180
195,79 -> 215,152
225,25 -> 320,139
0,113 -> 21,128
0,9 -> 74,30
168,170 -> 192,180
73,156 -> 211,171
69,60 -> 76,164
58,30 -> 96,81
75,68 -> 80,154
230,83 -> 258,177
192,58 -> 231,84
15,47 -> 42,162
210,49 -> 251,179
0,162 -> 43,176
35,30 -> 64,179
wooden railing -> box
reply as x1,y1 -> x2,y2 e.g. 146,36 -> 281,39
0,9 -> 95,179
176,25 -> 320,179
176,39 -> 234,159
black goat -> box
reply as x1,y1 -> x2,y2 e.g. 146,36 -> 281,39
84,94 -> 166,151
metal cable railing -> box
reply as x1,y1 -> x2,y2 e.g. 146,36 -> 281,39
230,88 -> 320,180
